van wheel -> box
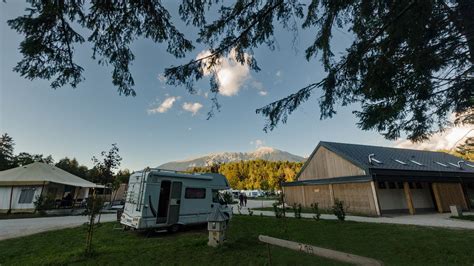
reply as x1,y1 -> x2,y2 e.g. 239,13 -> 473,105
168,224 -> 181,233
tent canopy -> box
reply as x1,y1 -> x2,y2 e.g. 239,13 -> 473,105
0,162 -> 101,187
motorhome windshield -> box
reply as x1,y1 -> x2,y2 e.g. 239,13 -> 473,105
212,190 -> 227,205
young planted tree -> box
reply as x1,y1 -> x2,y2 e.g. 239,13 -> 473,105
92,143 -> 122,210
85,143 -> 122,255
7,1 -> 473,141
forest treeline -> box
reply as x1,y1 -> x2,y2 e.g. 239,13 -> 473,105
189,160 -> 304,191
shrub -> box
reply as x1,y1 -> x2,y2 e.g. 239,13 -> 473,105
221,191 -> 234,205
34,194 -> 55,216
292,203 -> 302,219
332,199 -> 346,221
272,193 -> 286,218
310,202 -> 321,220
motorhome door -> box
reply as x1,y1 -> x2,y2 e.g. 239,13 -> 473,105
156,180 -> 171,224
167,181 -> 182,225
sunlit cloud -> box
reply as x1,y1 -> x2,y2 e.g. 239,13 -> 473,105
395,126 -> 473,151
182,102 -> 203,116
147,96 -> 179,114
197,49 -> 251,97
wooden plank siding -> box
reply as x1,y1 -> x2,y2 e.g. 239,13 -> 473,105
298,147 -> 365,181
284,182 -> 378,216
434,183 -> 468,212
332,182 -> 378,216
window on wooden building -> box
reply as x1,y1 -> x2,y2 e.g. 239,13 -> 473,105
397,182 -> 404,189
388,182 -> 396,189
378,182 -> 386,189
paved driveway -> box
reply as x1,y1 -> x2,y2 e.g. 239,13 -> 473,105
0,214 -> 117,241
234,200 -> 474,230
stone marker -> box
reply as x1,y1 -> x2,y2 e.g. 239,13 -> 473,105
450,205 -> 462,217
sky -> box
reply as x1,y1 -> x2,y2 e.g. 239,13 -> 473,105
1,2 -> 472,171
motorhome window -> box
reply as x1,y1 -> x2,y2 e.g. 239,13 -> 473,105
18,188 -> 35,204
212,190 -> 220,203
185,188 -> 206,199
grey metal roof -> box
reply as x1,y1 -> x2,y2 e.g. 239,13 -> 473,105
319,141 -> 474,174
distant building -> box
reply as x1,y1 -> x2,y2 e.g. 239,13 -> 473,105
0,162 -> 101,213
283,141 -> 474,216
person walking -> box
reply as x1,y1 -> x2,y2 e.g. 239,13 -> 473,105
238,193 -> 244,207
243,194 -> 247,207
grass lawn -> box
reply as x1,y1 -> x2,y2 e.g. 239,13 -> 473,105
1,216 -> 474,265
451,215 -> 474,221
252,206 -> 332,214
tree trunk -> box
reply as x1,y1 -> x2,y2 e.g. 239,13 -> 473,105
457,0 -> 474,64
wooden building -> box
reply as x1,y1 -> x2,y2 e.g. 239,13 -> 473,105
283,142 -> 474,216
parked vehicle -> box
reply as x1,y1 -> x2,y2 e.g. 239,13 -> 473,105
121,169 -> 232,232
242,190 -> 265,198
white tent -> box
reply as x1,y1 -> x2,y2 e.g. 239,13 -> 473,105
0,162 -> 101,213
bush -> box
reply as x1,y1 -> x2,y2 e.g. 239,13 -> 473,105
221,191 -> 234,205
310,202 -> 321,220
34,194 -> 55,216
292,203 -> 302,219
332,199 -> 346,221
272,193 -> 286,218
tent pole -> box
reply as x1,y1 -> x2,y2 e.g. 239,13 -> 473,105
71,187 -> 79,212
8,186 -> 14,214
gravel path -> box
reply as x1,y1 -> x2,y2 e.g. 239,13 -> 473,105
0,214 -> 117,241
234,200 -> 474,230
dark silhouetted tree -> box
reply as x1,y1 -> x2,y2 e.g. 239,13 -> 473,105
0,133 -> 16,170
7,1 -> 473,142
15,152 -> 54,166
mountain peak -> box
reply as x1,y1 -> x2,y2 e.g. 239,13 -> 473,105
158,147 -> 304,171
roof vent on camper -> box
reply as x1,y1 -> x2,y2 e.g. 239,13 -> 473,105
448,161 -> 464,169
368,154 -> 382,165
409,160 -> 423,166
394,159 -> 407,165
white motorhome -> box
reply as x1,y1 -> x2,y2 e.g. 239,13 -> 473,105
121,169 -> 232,232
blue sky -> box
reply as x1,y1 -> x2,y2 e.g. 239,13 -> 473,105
2,2 -> 457,171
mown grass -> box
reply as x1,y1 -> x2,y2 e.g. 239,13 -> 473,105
1,215 -> 474,265
451,215 -> 474,221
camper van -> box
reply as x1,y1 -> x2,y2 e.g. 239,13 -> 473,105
121,169 -> 232,232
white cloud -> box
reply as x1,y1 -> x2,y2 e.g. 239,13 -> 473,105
157,73 -> 167,83
250,139 -> 265,148
395,126 -> 474,151
182,102 -> 203,116
276,70 -> 282,77
197,49 -> 251,97
147,96 -> 179,114
251,80 -> 268,96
